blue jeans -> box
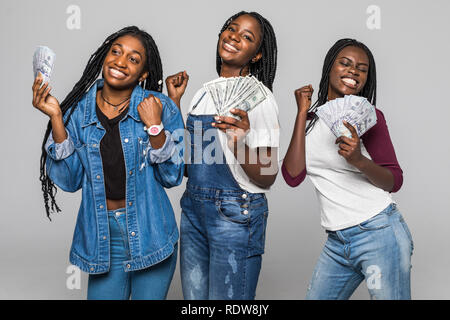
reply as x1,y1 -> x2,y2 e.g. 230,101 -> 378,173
180,187 -> 268,300
87,209 -> 177,300
180,114 -> 269,300
306,203 -> 414,300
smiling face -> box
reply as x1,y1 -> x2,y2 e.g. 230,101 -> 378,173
218,14 -> 263,73
102,34 -> 148,90
327,46 -> 370,100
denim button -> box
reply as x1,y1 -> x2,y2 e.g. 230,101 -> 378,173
92,143 -> 97,148
128,202 -> 132,206
126,264 -> 131,269
90,267 -> 94,271
99,205 -> 104,209
131,232 -> 136,236
102,236 -> 106,240
96,175 -> 101,180
124,138 -> 129,143
129,170 -> 133,175
242,194 -> 247,199
243,210 -> 249,215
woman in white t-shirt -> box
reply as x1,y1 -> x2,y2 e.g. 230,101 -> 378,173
167,11 -> 280,300
282,38 -> 413,299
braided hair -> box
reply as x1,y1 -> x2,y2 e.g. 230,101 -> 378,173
39,26 -> 163,220
306,38 -> 377,135
216,11 -> 277,91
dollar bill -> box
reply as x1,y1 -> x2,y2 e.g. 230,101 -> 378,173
33,46 -> 56,84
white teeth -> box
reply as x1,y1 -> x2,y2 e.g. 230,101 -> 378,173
342,78 -> 356,86
110,68 -> 126,77
224,42 -> 238,52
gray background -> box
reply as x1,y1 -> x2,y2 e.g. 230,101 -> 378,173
1,0 -> 449,299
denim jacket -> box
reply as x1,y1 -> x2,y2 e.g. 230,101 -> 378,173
45,79 -> 184,274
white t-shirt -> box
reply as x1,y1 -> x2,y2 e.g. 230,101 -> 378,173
305,117 -> 394,231
188,78 -> 280,194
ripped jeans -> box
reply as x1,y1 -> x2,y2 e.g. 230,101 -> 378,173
179,185 -> 269,300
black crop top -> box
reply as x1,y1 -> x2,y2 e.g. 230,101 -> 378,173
96,104 -> 129,200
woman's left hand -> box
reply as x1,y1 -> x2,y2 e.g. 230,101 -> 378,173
335,121 -> 365,167
137,94 -> 163,127
212,108 -> 250,149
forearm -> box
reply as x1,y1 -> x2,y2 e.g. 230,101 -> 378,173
353,156 -> 395,192
50,114 -> 68,143
283,111 -> 307,176
231,143 -> 277,188
149,131 -> 167,149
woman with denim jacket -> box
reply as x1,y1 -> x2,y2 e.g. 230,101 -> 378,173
32,26 -> 185,300
168,11 -> 280,300
282,39 -> 413,299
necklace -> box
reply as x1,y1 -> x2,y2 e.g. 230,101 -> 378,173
100,90 -> 131,111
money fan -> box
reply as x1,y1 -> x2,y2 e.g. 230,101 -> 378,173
33,46 -> 56,84
316,95 -> 377,138
203,76 -> 267,120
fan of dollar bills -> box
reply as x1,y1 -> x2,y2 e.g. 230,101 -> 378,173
203,76 -> 267,120
33,46 -> 56,84
316,95 -> 377,138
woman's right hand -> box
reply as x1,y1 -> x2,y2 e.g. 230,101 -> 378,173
294,84 -> 314,115
32,75 -> 61,118
165,71 -> 189,108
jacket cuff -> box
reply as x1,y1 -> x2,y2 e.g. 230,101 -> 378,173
45,131 -> 75,160
145,130 -> 177,164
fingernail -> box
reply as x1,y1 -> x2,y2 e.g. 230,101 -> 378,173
211,123 -> 215,126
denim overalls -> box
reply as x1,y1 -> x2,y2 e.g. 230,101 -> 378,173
180,94 -> 269,300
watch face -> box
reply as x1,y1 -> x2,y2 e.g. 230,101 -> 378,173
150,127 -> 160,135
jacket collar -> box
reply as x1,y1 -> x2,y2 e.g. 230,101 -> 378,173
82,79 -> 144,128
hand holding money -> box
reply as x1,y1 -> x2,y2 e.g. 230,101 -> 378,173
212,108 -> 250,147
32,75 -> 62,119
335,121 -> 364,167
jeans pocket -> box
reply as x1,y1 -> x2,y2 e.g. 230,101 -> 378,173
216,200 -> 250,225
399,215 -> 414,254
358,212 -> 390,231
248,209 -> 269,257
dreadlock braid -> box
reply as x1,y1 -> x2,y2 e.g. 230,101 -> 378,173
216,11 -> 278,91
39,26 -> 163,220
306,38 -> 377,135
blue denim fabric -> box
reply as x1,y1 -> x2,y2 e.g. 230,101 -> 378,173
180,114 -> 269,300
87,208 -> 178,300
45,79 -> 184,274
306,203 -> 414,300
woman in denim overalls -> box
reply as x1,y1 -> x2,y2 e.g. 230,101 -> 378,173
168,11 -> 280,300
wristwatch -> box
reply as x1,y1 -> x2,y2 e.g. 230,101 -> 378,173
144,123 -> 164,136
